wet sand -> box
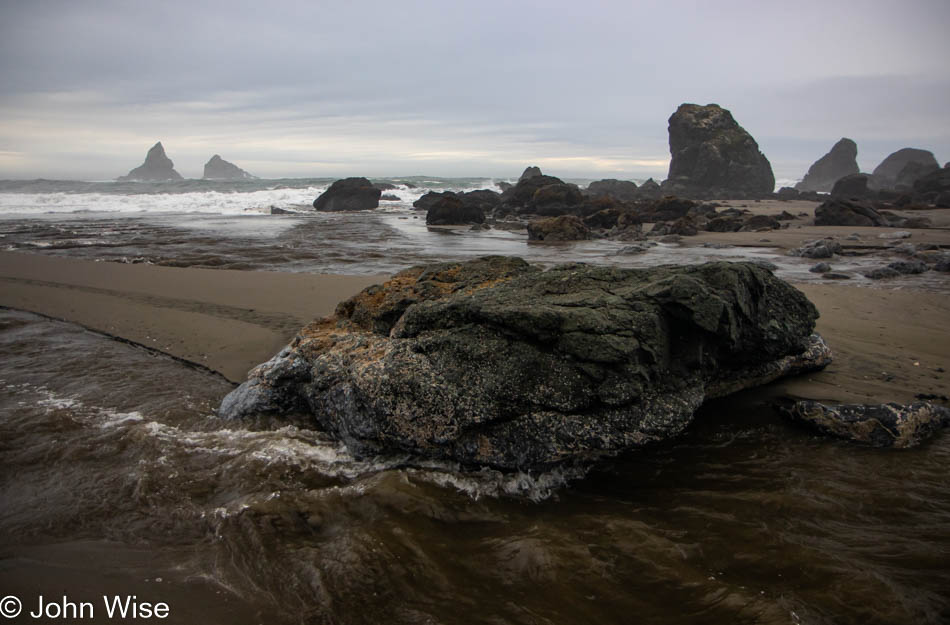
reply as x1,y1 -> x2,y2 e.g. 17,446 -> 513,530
0,251 -> 383,382
1,247 -> 947,403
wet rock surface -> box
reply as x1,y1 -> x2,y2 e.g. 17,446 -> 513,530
313,177 -> 382,211
778,400 -> 950,448
662,103 -> 775,198
220,257 -> 831,470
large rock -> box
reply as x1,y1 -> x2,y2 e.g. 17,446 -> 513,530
586,179 -> 639,201
663,103 -> 775,197
870,148 -> 939,190
219,257 -> 831,470
519,166 -> 543,181
830,173 -> 872,198
913,166 -> 950,195
312,177 -> 381,211
425,196 -> 485,225
117,142 -> 183,181
894,161 -> 939,190
526,215 -> 590,241
814,198 -> 888,227
778,400 -> 949,448
795,138 -> 859,192
202,154 -> 255,180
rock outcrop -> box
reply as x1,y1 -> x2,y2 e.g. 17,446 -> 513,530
814,198 -> 888,227
117,142 -> 183,181
313,177 -> 381,211
871,148 -> 939,190
795,138 -> 859,192
425,196 -> 485,225
586,179 -> 639,201
526,215 -> 590,241
202,155 -> 255,180
519,166 -> 542,181
663,103 -> 775,198
219,257 -> 831,470
778,400 -> 949,448
830,173 -> 872,198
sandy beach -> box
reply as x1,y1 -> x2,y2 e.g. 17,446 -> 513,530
2,243 -> 946,404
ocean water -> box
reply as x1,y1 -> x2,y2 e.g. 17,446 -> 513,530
1,179 -> 949,624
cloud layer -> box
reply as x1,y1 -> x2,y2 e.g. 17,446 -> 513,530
1,0 -> 948,181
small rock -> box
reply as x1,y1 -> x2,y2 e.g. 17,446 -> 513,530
823,272 -> 852,280
809,262 -> 832,274
878,230 -> 912,240
887,260 -> 928,274
777,400 -> 950,448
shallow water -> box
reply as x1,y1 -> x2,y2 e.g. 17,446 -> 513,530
1,310 -> 948,624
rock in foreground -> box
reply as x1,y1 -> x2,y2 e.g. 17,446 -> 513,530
220,257 -> 831,470
778,400 -> 949,447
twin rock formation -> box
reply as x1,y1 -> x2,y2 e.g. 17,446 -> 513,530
117,142 -> 255,181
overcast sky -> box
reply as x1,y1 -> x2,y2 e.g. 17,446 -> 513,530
1,0 -> 948,182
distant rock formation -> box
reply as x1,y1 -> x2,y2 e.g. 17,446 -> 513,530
830,173 -> 872,198
662,103 -> 774,198
870,148 -> 939,190
202,155 -> 255,180
312,177 -> 381,211
519,166 -> 542,181
795,138 -> 859,192
117,142 -> 183,181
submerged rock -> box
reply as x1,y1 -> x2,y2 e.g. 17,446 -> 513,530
663,103 -> 775,198
795,138 -> 860,193
778,400 -> 950,448
202,154 -> 255,180
220,257 -> 831,470
313,177 -> 381,211
117,141 -> 183,181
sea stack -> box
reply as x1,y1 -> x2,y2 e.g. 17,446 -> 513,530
795,138 -> 859,193
117,142 -> 183,181
662,103 -> 774,198
203,155 -> 256,180
870,148 -> 939,190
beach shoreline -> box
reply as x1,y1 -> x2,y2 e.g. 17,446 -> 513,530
1,248 -> 946,404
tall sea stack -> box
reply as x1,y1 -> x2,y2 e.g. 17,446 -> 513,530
662,103 -> 774,198
795,138 -> 859,193
117,142 -> 183,182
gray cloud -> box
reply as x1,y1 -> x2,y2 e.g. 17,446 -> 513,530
1,0 -> 948,180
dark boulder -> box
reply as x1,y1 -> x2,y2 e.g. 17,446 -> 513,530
795,138 -> 859,193
639,196 -> 697,222
739,214 -> 781,232
583,207 -> 626,229
313,177 -> 381,211
830,173 -> 872,198
380,194 -> 401,201
871,148 -> 939,190
913,166 -> 950,195
637,178 -> 662,199
895,161 -> 939,190
530,183 -> 584,216
117,142 -> 183,182
501,174 -> 567,208
426,196 -> 486,225
663,103 -> 775,197
413,191 -> 457,210
220,257 -> 831,470
586,179 -> 639,201
704,215 -> 744,232
526,215 -> 590,241
459,189 -> 503,211
776,187 -> 800,200
814,198 -> 888,227
777,400 -> 949,448
519,166 -> 543,181
202,154 -> 255,180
